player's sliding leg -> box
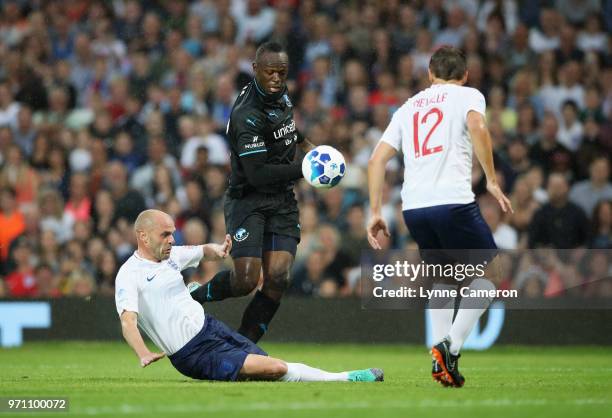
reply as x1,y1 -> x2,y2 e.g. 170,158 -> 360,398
238,247 -> 294,342
428,280 -> 457,386
239,354 -> 384,382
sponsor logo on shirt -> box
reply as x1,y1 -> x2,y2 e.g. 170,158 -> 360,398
146,275 -> 156,282
245,136 -> 265,149
285,134 -> 297,146
273,120 -> 296,140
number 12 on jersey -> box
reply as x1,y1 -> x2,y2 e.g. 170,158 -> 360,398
412,107 -> 444,158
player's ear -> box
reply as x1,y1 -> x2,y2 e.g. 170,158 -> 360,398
252,61 -> 258,73
460,71 -> 468,85
428,68 -> 433,83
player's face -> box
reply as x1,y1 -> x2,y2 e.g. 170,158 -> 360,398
254,52 -> 289,94
150,219 -> 176,261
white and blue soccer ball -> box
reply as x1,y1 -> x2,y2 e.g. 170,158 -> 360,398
302,145 -> 346,189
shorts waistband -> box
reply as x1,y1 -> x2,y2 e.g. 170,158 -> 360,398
168,316 -> 209,361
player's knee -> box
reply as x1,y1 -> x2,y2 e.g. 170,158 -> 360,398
233,261 -> 261,296
266,268 -> 291,292
232,274 -> 259,296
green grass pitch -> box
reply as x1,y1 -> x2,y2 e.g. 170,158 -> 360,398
1,342 -> 611,418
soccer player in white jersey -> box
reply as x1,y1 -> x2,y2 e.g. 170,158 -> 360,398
115,209 -> 383,382
367,46 -> 513,388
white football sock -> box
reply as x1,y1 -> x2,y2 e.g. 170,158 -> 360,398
428,282 -> 457,345
279,363 -> 349,382
448,278 -> 495,355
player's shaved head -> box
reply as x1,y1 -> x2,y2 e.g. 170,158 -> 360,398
253,41 -> 288,96
134,209 -> 167,232
135,209 -> 176,262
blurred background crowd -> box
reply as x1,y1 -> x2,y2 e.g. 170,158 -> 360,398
0,0 -> 610,300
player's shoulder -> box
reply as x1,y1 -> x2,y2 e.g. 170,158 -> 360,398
454,85 -> 485,100
115,255 -> 143,284
230,99 -> 266,129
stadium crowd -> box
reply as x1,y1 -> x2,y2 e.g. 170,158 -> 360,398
0,0 -> 610,300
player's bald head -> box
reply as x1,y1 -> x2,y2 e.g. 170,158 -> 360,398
134,209 -> 176,261
134,209 -> 172,233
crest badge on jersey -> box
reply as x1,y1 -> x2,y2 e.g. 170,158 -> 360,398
233,228 -> 249,242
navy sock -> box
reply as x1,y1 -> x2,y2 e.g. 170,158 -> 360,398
191,270 -> 233,303
238,290 -> 280,343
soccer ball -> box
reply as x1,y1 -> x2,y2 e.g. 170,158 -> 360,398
302,145 -> 346,188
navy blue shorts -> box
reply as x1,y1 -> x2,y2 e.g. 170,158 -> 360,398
403,201 -> 497,265
168,315 -> 267,381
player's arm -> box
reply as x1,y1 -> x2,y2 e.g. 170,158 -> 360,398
202,234 -> 232,261
467,111 -> 513,213
234,113 -> 303,187
367,141 -> 397,249
120,310 -> 165,367
298,136 -> 316,151
241,151 -> 303,187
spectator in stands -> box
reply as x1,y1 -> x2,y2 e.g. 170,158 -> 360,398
0,144 -> 39,205
290,247 -> 338,298
33,264 -> 61,298
589,200 -> 611,249
0,187 -> 25,265
508,176 -> 540,246
528,8 -> 561,53
105,161 -> 146,224
570,157 -> 612,218
529,173 -> 589,248
95,249 -> 117,296
529,112 -> 574,177
557,100 -> 583,151
131,136 -> 182,204
39,188 -> 74,244
5,237 -> 37,297
64,173 -> 92,223
12,105 -> 37,157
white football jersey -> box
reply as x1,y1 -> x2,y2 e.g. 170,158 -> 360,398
115,246 -> 204,355
380,84 -> 486,210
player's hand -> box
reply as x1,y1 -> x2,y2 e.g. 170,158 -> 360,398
204,234 -> 232,260
140,351 -> 165,368
367,215 -> 391,250
487,181 -> 514,214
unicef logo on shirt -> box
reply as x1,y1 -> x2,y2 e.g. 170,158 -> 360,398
233,228 -> 249,242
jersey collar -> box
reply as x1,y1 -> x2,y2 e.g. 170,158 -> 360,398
253,78 -> 287,105
134,250 -> 163,264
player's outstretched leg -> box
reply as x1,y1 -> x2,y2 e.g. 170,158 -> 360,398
240,354 -> 384,382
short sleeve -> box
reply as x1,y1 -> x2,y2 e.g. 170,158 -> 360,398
115,272 -> 139,317
171,245 -> 204,270
379,110 -> 402,151
234,112 -> 268,158
464,88 -> 486,120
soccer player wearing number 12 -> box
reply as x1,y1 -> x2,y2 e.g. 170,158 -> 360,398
367,46 -> 513,388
